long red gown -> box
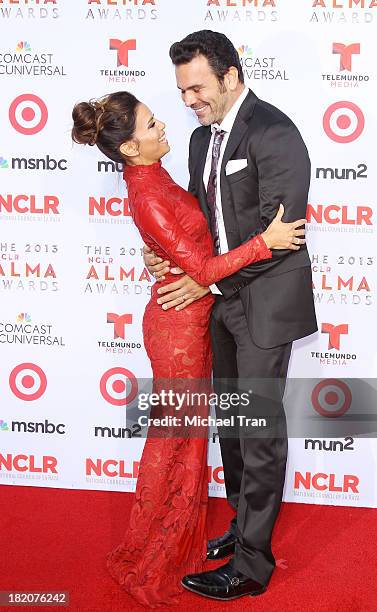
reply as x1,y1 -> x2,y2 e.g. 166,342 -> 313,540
106,161 -> 272,607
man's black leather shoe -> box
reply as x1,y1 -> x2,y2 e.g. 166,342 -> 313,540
206,531 -> 236,560
182,560 -> 266,601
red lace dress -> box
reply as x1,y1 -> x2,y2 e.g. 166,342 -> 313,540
106,161 -> 272,607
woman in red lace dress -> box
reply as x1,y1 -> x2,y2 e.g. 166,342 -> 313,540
72,92 -> 305,608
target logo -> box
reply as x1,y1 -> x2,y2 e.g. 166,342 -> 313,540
323,101 -> 364,143
100,367 -> 138,406
9,94 -> 48,135
311,379 -> 352,418
9,363 -> 47,402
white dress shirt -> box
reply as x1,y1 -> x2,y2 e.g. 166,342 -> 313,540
203,86 -> 249,294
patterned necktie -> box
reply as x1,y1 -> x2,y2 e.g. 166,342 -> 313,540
206,129 -> 225,254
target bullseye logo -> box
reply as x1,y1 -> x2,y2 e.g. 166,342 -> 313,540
311,379 -> 352,418
9,94 -> 48,135
100,367 -> 138,406
323,101 -> 364,143
9,363 -> 47,401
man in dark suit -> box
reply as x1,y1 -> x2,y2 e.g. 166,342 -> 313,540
144,30 -> 317,601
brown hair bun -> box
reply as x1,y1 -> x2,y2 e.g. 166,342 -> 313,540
72,100 -> 104,146
71,92 -> 139,163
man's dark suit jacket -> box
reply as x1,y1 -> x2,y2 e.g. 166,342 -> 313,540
188,89 -> 317,349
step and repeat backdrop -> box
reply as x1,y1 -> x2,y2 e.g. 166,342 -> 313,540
0,0 -> 376,507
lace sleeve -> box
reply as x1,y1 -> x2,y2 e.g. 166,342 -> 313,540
133,195 -> 272,286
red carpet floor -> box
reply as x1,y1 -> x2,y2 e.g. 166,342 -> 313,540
0,485 -> 376,612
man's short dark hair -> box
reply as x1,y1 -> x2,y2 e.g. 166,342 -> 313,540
169,30 -> 244,85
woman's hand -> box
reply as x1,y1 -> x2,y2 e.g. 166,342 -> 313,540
261,204 -> 306,250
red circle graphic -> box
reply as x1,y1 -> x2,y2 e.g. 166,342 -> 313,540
311,379 -> 352,418
100,367 -> 138,406
323,101 -> 364,143
9,363 -> 47,401
9,93 -> 48,135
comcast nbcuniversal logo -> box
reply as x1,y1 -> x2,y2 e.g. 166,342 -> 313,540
237,42 -> 289,81
0,313 -> 65,348
0,41 -> 67,77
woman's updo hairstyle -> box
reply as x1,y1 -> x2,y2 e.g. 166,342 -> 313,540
71,91 -> 139,164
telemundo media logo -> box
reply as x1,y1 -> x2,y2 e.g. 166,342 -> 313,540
321,41 -> 371,88
100,37 -> 146,84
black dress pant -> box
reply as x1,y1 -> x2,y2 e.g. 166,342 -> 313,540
210,294 -> 292,586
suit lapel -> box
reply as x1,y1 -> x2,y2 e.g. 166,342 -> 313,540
194,128 -> 212,224
191,91 -> 259,244
219,90 -> 258,247
221,90 -> 258,175
221,117 -> 248,176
